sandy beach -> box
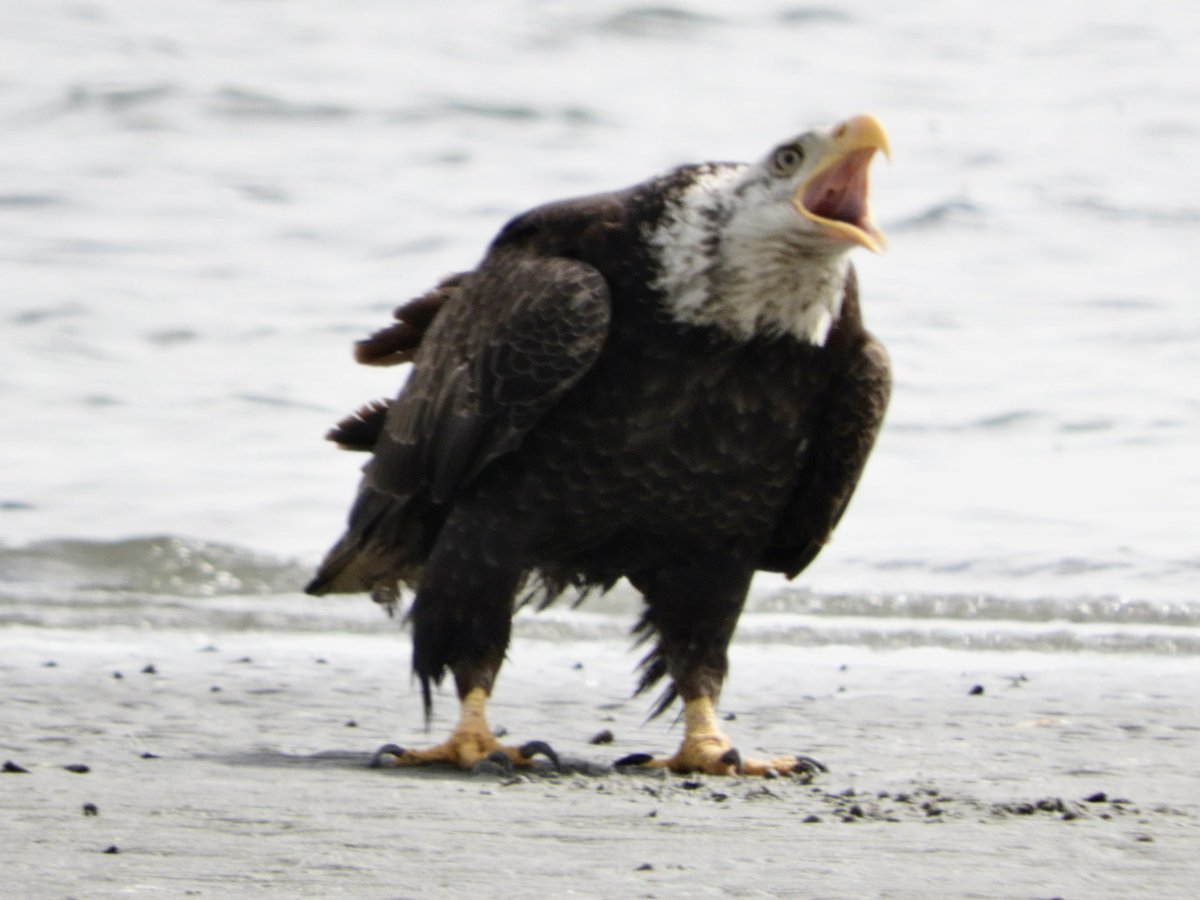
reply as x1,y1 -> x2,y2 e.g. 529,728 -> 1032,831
2,623 -> 1197,899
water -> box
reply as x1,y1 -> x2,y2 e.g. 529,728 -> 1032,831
2,1 -> 1198,652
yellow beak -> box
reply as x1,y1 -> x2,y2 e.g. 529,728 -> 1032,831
794,113 -> 890,253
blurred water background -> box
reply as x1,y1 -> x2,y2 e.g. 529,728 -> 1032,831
2,0 -> 1198,652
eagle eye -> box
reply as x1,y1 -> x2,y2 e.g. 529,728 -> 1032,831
771,144 -> 805,175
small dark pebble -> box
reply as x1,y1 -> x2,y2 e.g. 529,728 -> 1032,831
236,657 -> 253,664
112,671 -> 123,680
43,660 -> 58,668
925,807 -> 944,817
968,684 -> 985,696
1085,791 -> 1108,803
680,780 -> 703,790
64,764 -> 90,774
315,658 -> 328,665
1135,834 -> 1154,843
102,845 -> 120,855
723,712 -> 737,721
710,792 -> 728,802
200,644 -> 219,652
141,663 -> 157,675
636,863 -> 653,871
82,803 -> 99,816
345,720 -> 358,728
140,752 -> 160,759
589,729 -> 614,745
802,814 -> 821,823
1062,811 -> 1079,821
3,760 -> 31,774
848,804 -> 865,818
895,792 -> 911,803
492,726 -> 508,738
210,686 -> 221,692
646,809 -> 657,818
572,662 -> 584,670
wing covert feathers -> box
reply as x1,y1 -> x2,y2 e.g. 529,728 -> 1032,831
309,254 -> 612,596
370,254 -> 612,505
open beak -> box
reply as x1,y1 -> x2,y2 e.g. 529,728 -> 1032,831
794,113 -> 890,253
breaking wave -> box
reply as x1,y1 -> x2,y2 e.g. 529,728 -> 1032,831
1,537 -> 1196,655
0,536 -> 309,598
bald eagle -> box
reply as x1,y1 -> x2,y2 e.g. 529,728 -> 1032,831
307,115 -> 891,776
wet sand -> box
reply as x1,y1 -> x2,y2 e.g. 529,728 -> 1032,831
2,625 -> 1197,898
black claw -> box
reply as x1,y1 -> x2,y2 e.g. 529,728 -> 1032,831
368,743 -> 406,768
614,752 -> 655,767
518,740 -> 560,768
719,747 -> 743,773
793,754 -> 828,775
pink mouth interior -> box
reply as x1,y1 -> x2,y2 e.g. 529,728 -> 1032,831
801,147 -> 874,226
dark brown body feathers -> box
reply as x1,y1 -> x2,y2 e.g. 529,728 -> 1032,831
308,174 -> 890,716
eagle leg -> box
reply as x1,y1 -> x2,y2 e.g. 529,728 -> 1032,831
369,688 -> 558,772
615,696 -> 826,779
622,563 -> 826,776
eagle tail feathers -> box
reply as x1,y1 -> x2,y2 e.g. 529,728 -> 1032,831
325,399 -> 391,451
304,492 -> 424,616
352,272 -> 467,367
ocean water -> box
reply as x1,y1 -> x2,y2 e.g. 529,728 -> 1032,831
2,1 -> 1198,652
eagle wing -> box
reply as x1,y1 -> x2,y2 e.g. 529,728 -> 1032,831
366,252 -> 612,507
760,331 -> 891,579
307,252 -> 611,597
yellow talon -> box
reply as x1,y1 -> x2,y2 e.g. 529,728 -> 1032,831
375,688 -> 556,770
620,696 -> 824,778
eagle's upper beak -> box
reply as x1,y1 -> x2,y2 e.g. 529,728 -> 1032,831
794,114 -> 890,253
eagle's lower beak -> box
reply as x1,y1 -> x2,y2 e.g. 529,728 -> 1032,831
794,114 -> 890,253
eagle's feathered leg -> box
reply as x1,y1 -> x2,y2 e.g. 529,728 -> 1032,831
371,509 -> 557,771
622,562 -> 827,778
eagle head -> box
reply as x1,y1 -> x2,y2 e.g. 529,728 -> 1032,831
649,113 -> 891,344
782,113 -> 890,253
725,113 -> 891,255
